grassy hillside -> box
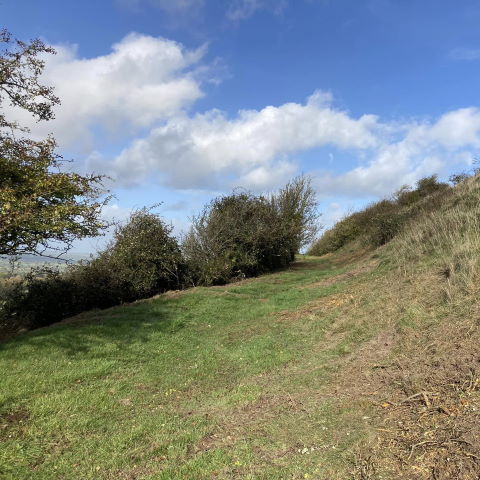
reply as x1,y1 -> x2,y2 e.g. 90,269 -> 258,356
1,175 -> 480,479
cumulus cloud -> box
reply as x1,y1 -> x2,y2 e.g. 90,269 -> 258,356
9,29 -> 480,201
233,160 -> 298,192
106,91 -> 380,189
426,108 -> 480,148
102,93 -> 480,196
314,108 -> 480,197
7,33 -> 207,151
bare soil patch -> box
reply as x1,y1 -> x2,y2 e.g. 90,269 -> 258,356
347,291 -> 480,479
0,406 -> 30,440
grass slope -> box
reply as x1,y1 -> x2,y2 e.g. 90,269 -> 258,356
2,176 -> 480,480
1,253 -> 378,480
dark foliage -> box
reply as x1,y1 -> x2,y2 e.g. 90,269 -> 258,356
182,176 -> 320,286
308,175 -> 450,256
0,210 -> 185,339
182,192 -> 289,285
100,209 -> 185,298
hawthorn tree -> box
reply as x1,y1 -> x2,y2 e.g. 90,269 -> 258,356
272,175 -> 320,259
0,29 -> 109,257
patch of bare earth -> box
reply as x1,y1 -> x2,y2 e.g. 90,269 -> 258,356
355,317 -> 480,479
343,272 -> 480,479
303,260 -> 376,290
192,392 -> 312,469
194,395 -> 282,453
0,407 -> 29,440
274,292 -> 354,325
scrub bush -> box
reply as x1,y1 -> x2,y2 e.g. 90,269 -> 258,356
183,176 -> 320,285
308,175 -> 450,256
0,210 -> 184,339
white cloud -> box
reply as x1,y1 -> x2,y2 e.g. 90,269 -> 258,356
234,160 -> 297,192
426,108 -> 480,148
101,92 -> 480,197
227,0 -> 288,21
8,29 -> 480,202
321,202 -> 348,229
106,91 -> 380,189
7,33 -> 208,151
314,143 -> 445,198
101,203 -> 133,223
314,108 -> 480,197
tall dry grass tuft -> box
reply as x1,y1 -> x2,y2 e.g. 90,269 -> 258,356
393,174 -> 480,299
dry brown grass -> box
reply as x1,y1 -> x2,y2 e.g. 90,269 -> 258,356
395,174 -> 480,299
333,176 -> 480,478
357,304 -> 480,479
297,176 -> 480,477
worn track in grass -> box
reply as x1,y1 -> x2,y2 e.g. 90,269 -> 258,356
1,247 -> 480,479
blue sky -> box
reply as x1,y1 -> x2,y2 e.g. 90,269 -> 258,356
4,0 -> 480,253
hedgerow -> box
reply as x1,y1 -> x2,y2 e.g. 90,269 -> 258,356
1,177 -> 320,339
308,175 -> 450,256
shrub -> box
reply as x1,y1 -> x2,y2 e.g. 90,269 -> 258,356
0,267 -> 75,339
0,209 -> 185,339
272,175 -> 320,260
360,199 -> 405,247
0,277 -> 26,338
101,209 -> 185,299
183,192 -> 289,285
67,256 -> 125,310
183,177 -> 319,286
308,175 -> 451,255
394,175 -> 449,207
307,212 -> 362,256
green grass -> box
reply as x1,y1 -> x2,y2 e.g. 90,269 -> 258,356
3,178 -> 480,480
0,255 -> 380,480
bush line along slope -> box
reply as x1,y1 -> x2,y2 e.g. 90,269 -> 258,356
308,174 -> 452,256
0,175 -> 318,340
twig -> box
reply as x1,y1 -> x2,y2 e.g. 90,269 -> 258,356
408,440 -> 438,460
450,438 -> 474,447
399,391 -> 437,405
464,452 -> 480,461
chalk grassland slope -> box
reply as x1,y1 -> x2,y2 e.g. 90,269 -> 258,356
1,252 -> 377,480
1,175 -> 480,479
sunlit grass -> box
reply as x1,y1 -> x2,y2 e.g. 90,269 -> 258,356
1,254 -> 379,480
